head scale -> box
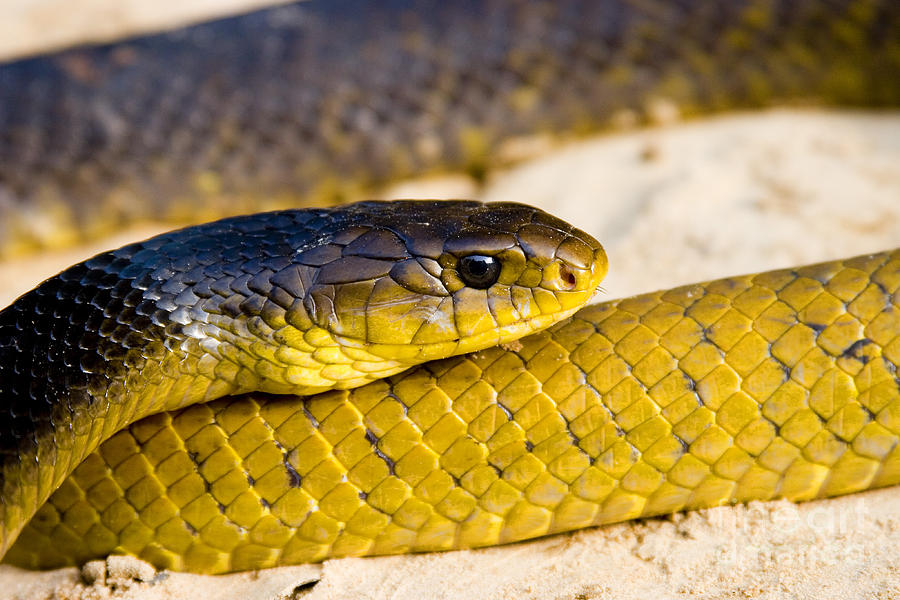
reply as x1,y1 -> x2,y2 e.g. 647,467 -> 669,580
115,200 -> 607,396
287,200 -> 607,378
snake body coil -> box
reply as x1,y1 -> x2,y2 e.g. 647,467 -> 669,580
0,200 -> 607,562
2,232 -> 898,573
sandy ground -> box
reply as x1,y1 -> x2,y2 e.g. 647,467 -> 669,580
0,0 -> 292,61
0,108 -> 899,599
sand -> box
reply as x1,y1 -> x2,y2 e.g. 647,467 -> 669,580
0,0 -> 295,61
1,108 -> 899,599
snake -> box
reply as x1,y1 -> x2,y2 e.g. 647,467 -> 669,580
1,200 -> 898,574
0,0 -> 898,579
0,200 -> 609,570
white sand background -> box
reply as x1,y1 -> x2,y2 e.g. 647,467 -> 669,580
0,0 -> 295,61
1,3 -> 900,599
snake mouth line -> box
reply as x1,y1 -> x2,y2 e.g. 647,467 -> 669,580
329,301 -> 592,358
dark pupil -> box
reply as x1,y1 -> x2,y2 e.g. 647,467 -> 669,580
458,255 -> 500,289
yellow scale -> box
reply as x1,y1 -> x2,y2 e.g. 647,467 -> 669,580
7,249 -> 899,573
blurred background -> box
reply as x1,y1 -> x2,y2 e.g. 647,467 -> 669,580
1,0 -> 294,60
1,0 -> 898,303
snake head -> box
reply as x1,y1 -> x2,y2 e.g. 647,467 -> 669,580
70,201 -> 605,398
281,200 -> 607,388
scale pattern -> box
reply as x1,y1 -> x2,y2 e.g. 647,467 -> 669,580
7,249 -> 899,573
1,0 -> 899,255
0,201 -> 605,561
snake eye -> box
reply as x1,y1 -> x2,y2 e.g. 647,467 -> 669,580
458,255 -> 501,289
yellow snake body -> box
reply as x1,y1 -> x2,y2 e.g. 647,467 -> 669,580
0,200 -> 608,571
5,246 -> 898,573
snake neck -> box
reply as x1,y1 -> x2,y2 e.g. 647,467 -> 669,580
0,264 -> 224,555
0,217 -> 323,554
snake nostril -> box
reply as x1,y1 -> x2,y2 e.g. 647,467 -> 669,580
560,266 -> 577,290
